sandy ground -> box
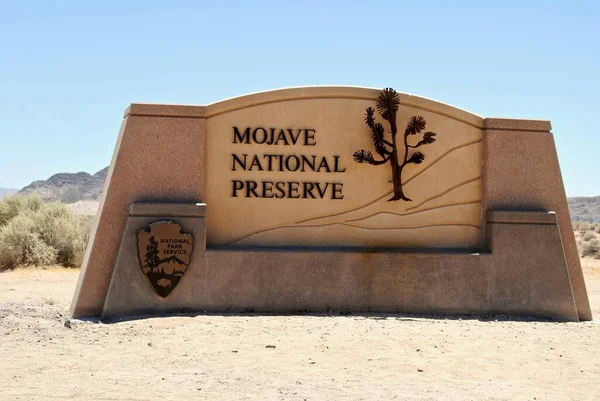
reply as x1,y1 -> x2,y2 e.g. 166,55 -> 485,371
1,264 -> 600,401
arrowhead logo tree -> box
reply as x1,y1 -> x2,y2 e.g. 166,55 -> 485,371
353,87 -> 438,201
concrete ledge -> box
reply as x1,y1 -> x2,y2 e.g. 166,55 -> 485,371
129,202 -> 207,217
483,118 -> 551,132
487,210 -> 557,224
124,103 -> 207,119
101,208 -> 578,322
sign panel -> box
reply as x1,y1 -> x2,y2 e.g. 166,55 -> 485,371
205,89 -> 482,249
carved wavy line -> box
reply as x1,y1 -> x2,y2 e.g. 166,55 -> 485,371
226,222 -> 481,245
346,200 -> 481,223
339,222 -> 481,230
222,222 -> 295,246
403,140 -> 481,186
295,139 -> 482,225
405,176 -> 482,212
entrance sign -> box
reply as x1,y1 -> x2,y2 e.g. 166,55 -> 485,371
205,88 -> 481,249
70,86 -> 592,322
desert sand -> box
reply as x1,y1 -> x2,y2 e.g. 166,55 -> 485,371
1,263 -> 600,401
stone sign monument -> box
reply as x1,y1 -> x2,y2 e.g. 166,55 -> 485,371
70,86 -> 592,322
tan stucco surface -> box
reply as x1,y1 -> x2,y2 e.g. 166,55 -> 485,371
482,120 -> 592,320
102,208 -> 577,322
71,115 -> 206,318
205,90 -> 482,248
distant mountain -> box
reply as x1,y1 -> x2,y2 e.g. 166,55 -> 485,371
0,187 -> 18,200
568,196 -> 600,223
19,167 -> 108,203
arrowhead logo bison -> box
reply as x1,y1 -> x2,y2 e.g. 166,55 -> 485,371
137,221 -> 194,297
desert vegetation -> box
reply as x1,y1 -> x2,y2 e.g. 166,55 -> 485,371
573,221 -> 600,259
0,194 -> 91,270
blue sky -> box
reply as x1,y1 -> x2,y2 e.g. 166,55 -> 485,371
0,1 -> 598,195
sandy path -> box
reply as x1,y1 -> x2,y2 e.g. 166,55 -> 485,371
1,266 -> 600,401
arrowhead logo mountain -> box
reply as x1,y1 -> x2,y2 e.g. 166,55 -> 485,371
137,221 -> 194,297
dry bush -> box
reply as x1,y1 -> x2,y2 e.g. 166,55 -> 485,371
577,222 -> 591,235
0,195 -> 43,226
0,194 -> 90,270
32,202 -> 89,267
579,238 -> 600,259
0,213 -> 57,268
582,230 -> 596,242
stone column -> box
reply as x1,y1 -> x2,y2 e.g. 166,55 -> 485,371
70,104 -> 206,318
482,118 -> 592,321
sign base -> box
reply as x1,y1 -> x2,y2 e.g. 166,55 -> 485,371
101,205 -> 577,322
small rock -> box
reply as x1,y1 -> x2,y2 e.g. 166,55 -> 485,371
265,345 -> 276,349
64,320 -> 72,329
148,342 -> 153,347
417,368 -> 424,372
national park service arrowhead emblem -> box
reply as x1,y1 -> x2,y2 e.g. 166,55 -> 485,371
137,221 -> 194,298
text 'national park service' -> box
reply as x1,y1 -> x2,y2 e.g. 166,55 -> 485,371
230,126 -> 346,200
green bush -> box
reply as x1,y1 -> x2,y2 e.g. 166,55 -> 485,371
0,194 -> 90,270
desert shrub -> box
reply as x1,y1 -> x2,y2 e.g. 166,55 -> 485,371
0,194 -> 89,270
582,230 -> 596,242
577,222 -> 591,235
31,202 -> 89,267
579,238 -> 600,259
0,195 -> 43,226
595,224 -> 600,234
0,213 -> 57,268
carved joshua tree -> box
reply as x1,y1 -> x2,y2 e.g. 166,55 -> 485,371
353,88 -> 438,201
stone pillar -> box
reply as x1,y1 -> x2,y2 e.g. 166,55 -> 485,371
70,105 -> 206,318
485,211 -> 578,321
482,118 -> 592,321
